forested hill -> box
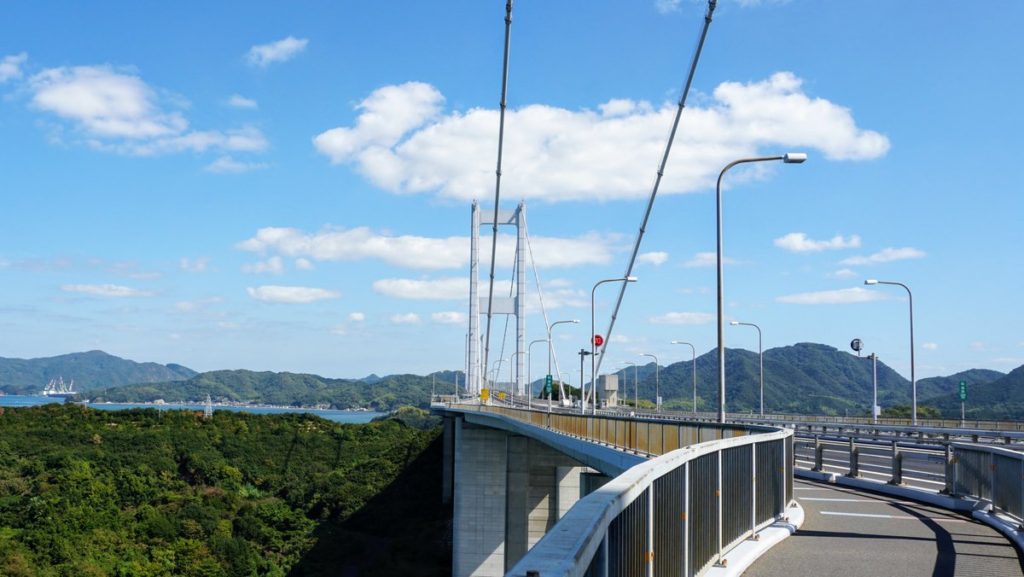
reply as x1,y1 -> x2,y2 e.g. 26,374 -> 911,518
0,350 -> 196,394
88,369 -> 464,411
597,342 -> 1010,417
0,404 -> 450,576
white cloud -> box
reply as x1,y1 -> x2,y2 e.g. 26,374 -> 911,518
683,252 -> 735,268
432,311 -> 466,324
61,283 -> 153,297
638,251 -> 669,266
314,82 -> 444,165
227,94 -> 258,109
28,65 -> 269,156
246,285 -> 340,303
374,278 -> 467,300
654,0 -> 681,14
330,325 -> 347,336
246,36 -> 309,67
649,312 -> 715,325
971,341 -> 986,352
776,287 -> 886,305
205,155 -> 268,174
295,258 -> 314,270
179,257 -> 210,273
922,343 -> 939,350
242,256 -> 284,275
840,247 -> 926,266
236,226 -> 613,270
312,73 -> 888,203
774,232 -> 861,252
830,268 -> 857,279
348,312 -> 365,322
0,53 -> 28,83
390,313 -> 421,325
31,66 -> 186,139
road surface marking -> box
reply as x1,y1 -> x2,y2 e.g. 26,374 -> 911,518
820,511 -> 967,523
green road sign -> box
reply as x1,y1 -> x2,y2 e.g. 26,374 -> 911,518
958,380 -> 967,401
544,374 -> 553,395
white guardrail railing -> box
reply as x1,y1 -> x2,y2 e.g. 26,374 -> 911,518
445,404 -> 794,577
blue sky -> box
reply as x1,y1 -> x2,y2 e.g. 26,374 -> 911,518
1,0 -> 1021,383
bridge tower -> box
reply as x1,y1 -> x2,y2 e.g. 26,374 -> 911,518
468,201 -> 526,396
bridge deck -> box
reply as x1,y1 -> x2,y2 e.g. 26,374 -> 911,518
743,479 -> 1024,577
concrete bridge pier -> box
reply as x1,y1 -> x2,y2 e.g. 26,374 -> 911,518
448,415 -> 606,577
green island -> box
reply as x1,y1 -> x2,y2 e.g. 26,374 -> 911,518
0,404 -> 450,577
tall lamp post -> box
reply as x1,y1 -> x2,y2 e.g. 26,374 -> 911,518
716,152 -> 806,423
865,279 -> 917,426
622,361 -> 638,409
548,319 -> 579,406
640,353 -> 660,412
730,321 -> 763,416
671,341 -> 698,413
592,277 -> 637,415
578,349 -> 592,414
528,338 -> 548,399
510,351 -> 524,405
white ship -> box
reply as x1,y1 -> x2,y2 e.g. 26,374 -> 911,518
41,376 -> 77,398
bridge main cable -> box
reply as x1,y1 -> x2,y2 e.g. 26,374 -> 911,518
595,0 -> 717,378
483,0 -> 514,386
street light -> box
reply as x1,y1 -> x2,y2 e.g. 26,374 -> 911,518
528,338 -> 547,403
548,319 -> 579,406
716,153 -> 806,423
510,351 -> 524,404
731,321 -> 764,416
865,279 -> 917,426
621,361 -> 638,410
641,353 -> 659,412
578,349 -> 592,414
671,341 -> 698,413
592,277 -> 637,415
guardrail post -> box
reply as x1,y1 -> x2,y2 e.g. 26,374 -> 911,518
940,444 -> 953,495
889,440 -> 903,485
646,486 -> 655,577
751,441 -> 757,538
846,438 -> 859,478
683,461 -> 690,577
716,450 -> 724,568
812,435 -> 824,472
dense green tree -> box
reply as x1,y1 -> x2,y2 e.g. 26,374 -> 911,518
0,404 -> 450,576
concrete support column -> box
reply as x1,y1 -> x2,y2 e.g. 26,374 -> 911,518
442,416 -> 455,504
506,436 -> 530,569
454,420 -> 509,577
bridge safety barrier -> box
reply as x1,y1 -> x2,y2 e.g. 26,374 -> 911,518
948,443 -> 1024,522
474,406 -> 794,577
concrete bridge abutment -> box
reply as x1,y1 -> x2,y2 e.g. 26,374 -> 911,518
451,416 -> 603,577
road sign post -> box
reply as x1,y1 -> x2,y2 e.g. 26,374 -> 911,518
959,380 -> 967,427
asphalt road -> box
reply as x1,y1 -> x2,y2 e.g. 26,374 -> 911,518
743,479 -> 1024,577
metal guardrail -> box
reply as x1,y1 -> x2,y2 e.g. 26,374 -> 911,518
949,443 -> 1024,523
456,405 -> 794,577
788,428 -> 1024,527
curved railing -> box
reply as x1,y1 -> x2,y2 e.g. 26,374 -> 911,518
453,405 -> 794,577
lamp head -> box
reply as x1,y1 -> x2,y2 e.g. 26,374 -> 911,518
729,321 -> 740,326
864,279 -> 878,285
570,319 -> 580,324
625,276 -> 638,282
783,152 -> 808,164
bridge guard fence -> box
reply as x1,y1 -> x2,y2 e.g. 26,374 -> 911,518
948,443 -> 1024,523
490,408 -> 793,577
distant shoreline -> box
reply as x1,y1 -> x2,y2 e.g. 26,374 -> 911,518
88,400 -> 377,412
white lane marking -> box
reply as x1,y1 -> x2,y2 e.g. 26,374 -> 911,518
801,497 -> 927,506
820,511 -> 967,523
794,487 -> 831,491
